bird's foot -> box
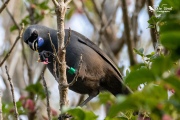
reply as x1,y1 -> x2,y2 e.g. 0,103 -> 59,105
58,113 -> 72,120
38,50 -> 54,64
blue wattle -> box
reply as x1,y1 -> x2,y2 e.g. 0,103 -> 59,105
37,37 -> 44,48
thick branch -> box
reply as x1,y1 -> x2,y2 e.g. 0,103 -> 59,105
52,0 -> 72,118
0,24 -> 24,67
122,0 -> 136,65
5,66 -> 19,120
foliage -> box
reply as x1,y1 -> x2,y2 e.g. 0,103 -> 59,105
67,107 -> 98,120
25,82 -> 46,99
2,0 -> 180,119
66,0 -> 180,119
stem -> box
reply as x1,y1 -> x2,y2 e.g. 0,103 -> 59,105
5,66 -> 19,120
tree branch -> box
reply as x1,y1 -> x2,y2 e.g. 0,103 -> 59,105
62,28 -> 71,50
5,65 -> 19,120
0,24 -> 24,67
6,7 -> 20,30
52,0 -> 72,118
0,0 -> 11,13
41,72 -> 51,120
63,54 -> 83,87
80,1 -> 98,31
0,90 -> 2,120
122,0 -> 137,65
48,32 -> 61,66
132,0 -> 145,45
147,0 -> 157,49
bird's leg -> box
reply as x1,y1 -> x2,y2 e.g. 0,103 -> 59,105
79,93 -> 98,107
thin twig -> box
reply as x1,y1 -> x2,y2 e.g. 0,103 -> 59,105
37,65 -> 46,82
80,1 -> 98,31
0,0 -> 11,13
5,65 -> 19,120
92,0 -> 101,18
65,0 -> 71,5
62,28 -> 71,50
52,0 -> 59,7
0,90 -> 2,120
47,32 -> 61,66
41,72 -> 51,120
63,54 -> 83,87
53,57 -> 59,81
48,32 -> 59,81
98,0 -> 107,45
21,29 -> 32,85
0,23 -> 24,67
6,7 -> 20,30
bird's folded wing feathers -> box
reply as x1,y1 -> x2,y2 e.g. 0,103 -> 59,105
77,37 -> 123,80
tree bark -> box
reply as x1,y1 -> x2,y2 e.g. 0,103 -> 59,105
52,0 -> 72,118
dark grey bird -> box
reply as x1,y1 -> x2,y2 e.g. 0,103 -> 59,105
23,25 -> 131,106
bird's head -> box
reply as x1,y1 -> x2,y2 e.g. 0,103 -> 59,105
23,25 -> 45,52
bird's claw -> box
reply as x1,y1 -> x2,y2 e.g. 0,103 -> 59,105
38,50 -> 54,64
58,114 -> 72,120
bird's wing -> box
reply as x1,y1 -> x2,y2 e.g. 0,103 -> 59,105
76,33 -> 123,80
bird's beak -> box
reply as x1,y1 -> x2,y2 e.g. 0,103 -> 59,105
27,39 -> 38,51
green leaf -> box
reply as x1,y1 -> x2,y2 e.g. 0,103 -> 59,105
148,24 -> 155,28
67,107 -> 98,120
98,92 -> 115,104
151,56 -> 173,76
10,25 -> 18,32
160,21 -> 180,33
66,6 -> 75,20
107,84 -> 167,118
159,0 -> 180,11
146,52 -> 155,58
161,31 -> 180,49
39,1 -> 50,10
25,82 -> 46,99
133,48 -> 144,57
84,0 -> 94,12
21,16 -> 30,26
164,76 -> 180,97
147,16 -> 159,25
125,68 -> 155,89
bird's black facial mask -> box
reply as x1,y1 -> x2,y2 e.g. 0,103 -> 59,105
25,30 -> 44,51
25,30 -> 38,51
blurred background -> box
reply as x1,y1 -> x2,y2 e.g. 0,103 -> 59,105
0,0 -> 164,119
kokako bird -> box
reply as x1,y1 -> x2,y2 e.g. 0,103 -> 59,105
23,25 -> 131,106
